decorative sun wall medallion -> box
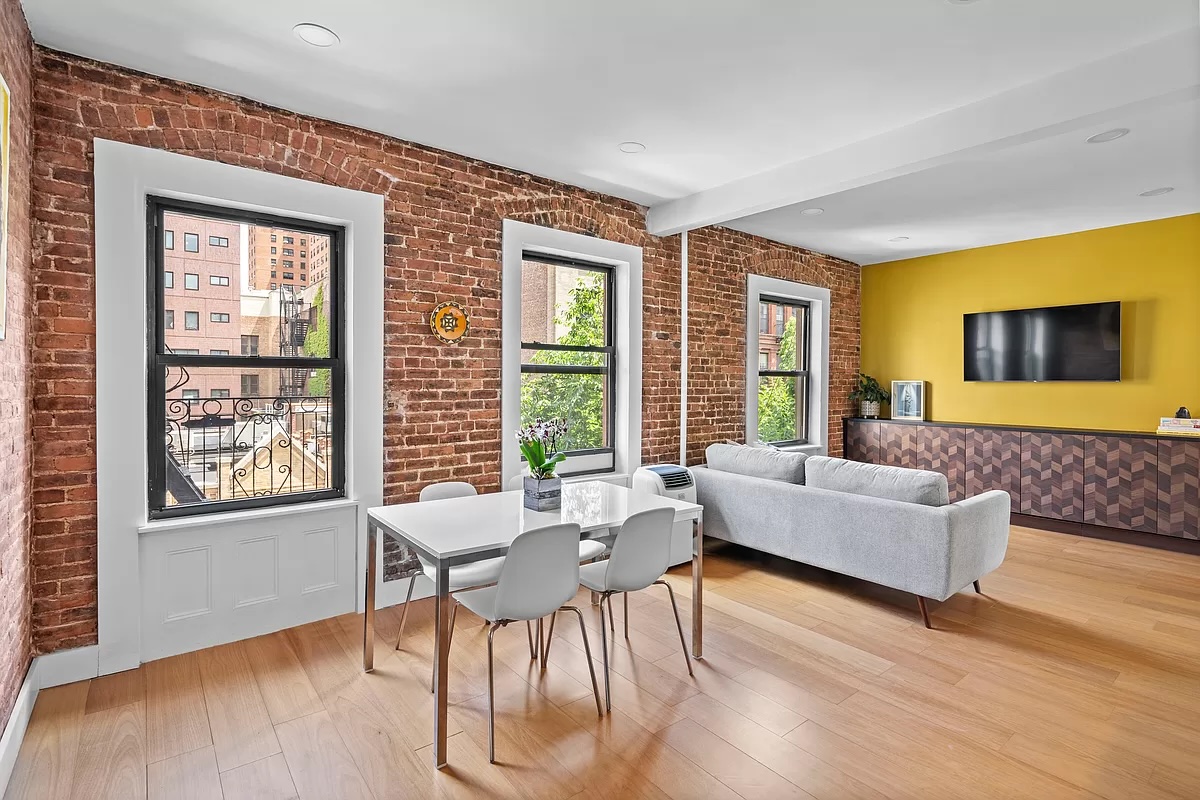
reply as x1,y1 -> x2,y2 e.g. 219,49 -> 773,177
430,301 -> 470,344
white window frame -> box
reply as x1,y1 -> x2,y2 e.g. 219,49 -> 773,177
501,220 -> 642,484
745,275 -> 830,455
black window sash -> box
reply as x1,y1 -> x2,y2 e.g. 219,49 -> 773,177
756,297 -> 812,445
519,252 -> 616,459
146,196 -> 347,519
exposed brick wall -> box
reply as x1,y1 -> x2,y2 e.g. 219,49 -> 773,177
28,48 -> 860,653
686,233 -> 860,465
0,0 -> 33,730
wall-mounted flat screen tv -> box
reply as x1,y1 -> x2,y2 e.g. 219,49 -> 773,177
964,301 -> 1121,382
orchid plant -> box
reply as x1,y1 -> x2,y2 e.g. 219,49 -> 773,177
516,418 -> 569,480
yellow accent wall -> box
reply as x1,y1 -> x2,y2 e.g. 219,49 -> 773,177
861,214 -> 1200,432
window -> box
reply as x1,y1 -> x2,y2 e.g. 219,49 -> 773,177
184,232 -> 199,252
209,275 -> 230,286
271,271 -> 277,278
164,230 -> 174,250
270,258 -> 276,265
270,234 -> 277,242
271,246 -> 277,254
300,251 -> 306,258
282,260 -> 293,268
270,282 -> 277,290
184,273 -> 199,290
282,272 -> 294,280
208,236 -> 229,247
300,274 -> 306,282
759,304 -> 768,332
148,197 -> 344,518
754,296 -> 811,446
519,253 -> 614,464
283,284 -> 294,292
299,238 -> 306,246
283,248 -> 294,256
164,271 -> 174,289
283,236 -> 294,244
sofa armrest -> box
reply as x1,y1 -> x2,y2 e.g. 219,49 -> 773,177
943,490 -> 1010,599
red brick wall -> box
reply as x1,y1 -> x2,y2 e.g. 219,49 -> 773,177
0,0 -> 33,730
28,49 -> 860,653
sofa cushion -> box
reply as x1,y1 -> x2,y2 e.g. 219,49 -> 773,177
705,443 -> 807,484
805,456 -> 949,507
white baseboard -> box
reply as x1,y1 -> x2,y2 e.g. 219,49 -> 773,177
0,644 -> 103,797
0,661 -> 39,798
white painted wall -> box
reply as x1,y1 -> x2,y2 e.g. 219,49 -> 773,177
94,140 -> 384,671
500,220 -> 644,484
745,275 -> 831,455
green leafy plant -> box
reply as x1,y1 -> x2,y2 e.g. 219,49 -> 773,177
516,419 -> 568,480
848,372 -> 890,404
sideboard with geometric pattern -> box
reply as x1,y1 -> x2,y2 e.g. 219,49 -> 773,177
844,418 -> 1200,541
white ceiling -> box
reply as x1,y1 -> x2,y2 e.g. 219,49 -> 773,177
22,0 -> 1200,263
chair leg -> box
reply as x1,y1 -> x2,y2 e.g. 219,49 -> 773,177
597,593 -> 612,712
563,606 -> 603,716
623,592 -> 629,639
526,620 -> 537,659
487,622 -> 500,763
655,580 -> 693,677
608,594 -> 615,633
543,611 -> 557,668
916,596 -> 933,629
537,617 -> 544,663
973,580 -> 982,594
431,601 -> 459,693
394,575 -> 418,651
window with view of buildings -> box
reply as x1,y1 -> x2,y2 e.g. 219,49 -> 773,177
149,200 -> 344,517
754,297 -> 812,445
519,253 -> 614,466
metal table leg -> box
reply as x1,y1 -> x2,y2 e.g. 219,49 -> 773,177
692,514 -> 703,659
363,520 -> 377,672
432,561 -> 451,769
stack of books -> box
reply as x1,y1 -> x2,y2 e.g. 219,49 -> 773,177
1157,417 -> 1200,436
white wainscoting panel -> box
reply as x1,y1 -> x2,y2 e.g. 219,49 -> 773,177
140,503 -> 358,661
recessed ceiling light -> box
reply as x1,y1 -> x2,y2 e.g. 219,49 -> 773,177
293,23 -> 340,47
618,141 -> 646,154
1138,186 -> 1174,197
799,208 -> 824,216
1086,128 -> 1129,144
888,236 -> 910,243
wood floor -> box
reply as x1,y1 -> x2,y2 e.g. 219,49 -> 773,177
8,525 -> 1200,800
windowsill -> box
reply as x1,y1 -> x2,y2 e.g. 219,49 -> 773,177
138,497 -> 360,535
774,443 -> 825,456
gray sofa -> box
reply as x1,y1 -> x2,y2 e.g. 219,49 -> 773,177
693,444 -> 1010,628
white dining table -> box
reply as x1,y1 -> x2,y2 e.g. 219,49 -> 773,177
362,480 -> 704,769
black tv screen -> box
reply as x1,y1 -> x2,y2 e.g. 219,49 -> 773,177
964,301 -> 1121,382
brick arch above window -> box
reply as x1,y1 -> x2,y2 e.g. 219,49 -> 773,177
491,195 -> 649,247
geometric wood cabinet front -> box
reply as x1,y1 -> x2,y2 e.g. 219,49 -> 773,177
1084,436 -> 1158,533
916,425 -> 967,502
879,422 -> 919,469
844,418 -> 881,464
1021,432 -> 1088,522
1157,438 -> 1200,539
965,428 -> 1023,513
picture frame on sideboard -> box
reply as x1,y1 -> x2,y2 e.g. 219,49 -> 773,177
891,380 -> 926,420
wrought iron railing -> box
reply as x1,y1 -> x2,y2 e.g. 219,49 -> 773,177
163,393 -> 333,506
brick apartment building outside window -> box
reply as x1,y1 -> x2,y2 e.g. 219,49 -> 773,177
148,198 -> 345,518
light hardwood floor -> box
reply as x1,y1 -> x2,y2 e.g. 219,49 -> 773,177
7,525 -> 1200,800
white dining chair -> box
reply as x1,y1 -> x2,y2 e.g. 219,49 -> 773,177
394,481 -> 610,670
452,522 -> 603,762
550,506 -> 691,711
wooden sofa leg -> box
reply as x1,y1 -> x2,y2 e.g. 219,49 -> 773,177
973,580 -> 982,594
916,596 -> 933,629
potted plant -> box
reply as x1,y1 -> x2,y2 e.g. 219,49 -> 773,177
848,372 -> 890,419
517,418 -> 568,511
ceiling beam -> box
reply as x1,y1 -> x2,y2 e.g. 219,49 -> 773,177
645,30 -> 1200,237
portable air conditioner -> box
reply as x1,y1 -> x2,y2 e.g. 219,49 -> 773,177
632,464 -> 697,504
632,465 -> 698,566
